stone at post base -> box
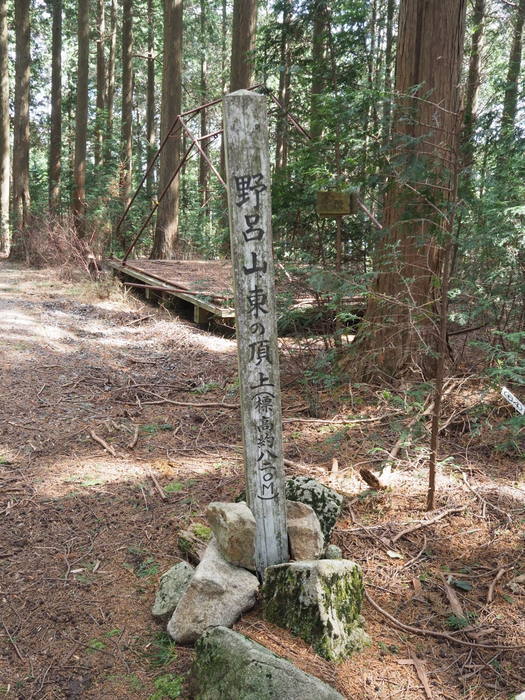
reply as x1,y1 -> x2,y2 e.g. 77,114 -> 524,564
285,476 -> 343,542
263,560 -> 370,662
206,501 -> 256,571
152,561 -> 194,618
190,626 -> 344,700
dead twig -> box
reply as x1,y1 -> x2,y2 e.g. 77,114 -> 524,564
461,473 -> 512,524
397,654 -> 433,699
487,568 -> 507,604
89,430 -> 116,456
364,590 -> 524,650
139,389 -> 238,409
2,620 -> 25,661
392,506 -> 465,544
147,468 -> 167,500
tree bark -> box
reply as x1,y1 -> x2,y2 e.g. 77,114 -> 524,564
120,0 -> 133,219
275,0 -> 291,171
230,0 -> 257,91
105,0 -> 117,162
48,0 -> 62,213
198,0 -> 208,210
355,0 -> 466,381
310,0 -> 328,141
381,0 -> 396,144
461,0 -> 484,181
72,0 -> 90,234
94,0 -> 105,168
146,0 -> 156,201
501,0 -> 525,135
0,0 -> 10,256
12,0 -> 31,234
151,0 -> 183,259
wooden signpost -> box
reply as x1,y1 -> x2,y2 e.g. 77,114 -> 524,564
223,90 -> 289,578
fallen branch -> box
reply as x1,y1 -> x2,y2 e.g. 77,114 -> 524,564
147,468 -> 167,500
139,389 -> 238,409
89,430 -> 116,457
391,506 -> 465,544
283,414 -> 393,425
364,590 -> 524,650
487,568 -> 507,605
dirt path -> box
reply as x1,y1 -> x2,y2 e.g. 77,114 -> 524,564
1,262 -> 524,699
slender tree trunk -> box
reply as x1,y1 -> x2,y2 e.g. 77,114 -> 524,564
105,0 -> 117,162
221,0 -> 227,93
381,0 -> 395,143
355,0 -> 466,381
12,0 -> 31,234
120,0 -> 133,219
230,0 -> 257,90
49,0 -> 62,213
275,0 -> 291,171
199,0 -> 208,210
501,0 -> 525,135
146,0 -> 156,200
94,0 -> 106,168
72,0 -> 90,234
151,0 -> 183,259
0,0 -> 10,256
310,0 -> 328,140
461,0 -> 484,191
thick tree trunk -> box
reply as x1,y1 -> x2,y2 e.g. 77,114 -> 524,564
146,0 -> 156,201
461,0 -> 484,194
501,0 -> 525,135
230,0 -> 257,91
310,0 -> 328,141
356,0 -> 466,381
120,0 -> 133,218
49,0 -> 62,213
151,0 -> 183,259
72,0 -> 90,234
94,0 -> 105,168
12,0 -> 31,234
0,0 -> 10,256
275,0 -> 291,171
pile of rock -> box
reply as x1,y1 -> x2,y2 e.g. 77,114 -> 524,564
151,476 -> 370,697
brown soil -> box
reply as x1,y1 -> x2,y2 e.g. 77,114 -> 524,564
0,262 -> 524,699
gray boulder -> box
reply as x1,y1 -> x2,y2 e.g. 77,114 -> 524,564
263,559 -> 370,661
206,501 -> 256,571
324,544 -> 343,559
286,500 -> 324,560
152,561 -> 194,618
167,538 -> 259,644
285,477 -> 343,542
191,626 -> 344,699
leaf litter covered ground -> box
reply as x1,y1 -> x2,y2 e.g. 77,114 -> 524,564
0,261 -> 524,699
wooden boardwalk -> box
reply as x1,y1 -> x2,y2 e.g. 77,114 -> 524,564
107,258 -> 235,323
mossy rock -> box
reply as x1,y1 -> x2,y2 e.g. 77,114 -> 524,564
191,626 -> 344,699
285,477 -> 343,542
263,560 -> 370,662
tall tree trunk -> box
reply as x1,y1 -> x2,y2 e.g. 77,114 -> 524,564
94,0 -> 106,168
49,0 -> 62,213
0,0 -> 10,256
275,0 -> 291,171
221,0 -> 227,93
146,0 -> 156,200
310,0 -> 328,140
120,0 -> 133,221
151,0 -> 183,259
461,0 -> 484,190
105,0 -> 117,162
355,0 -> 466,381
12,0 -> 31,234
501,0 -> 525,135
199,0 -> 208,210
72,0 -> 90,234
230,0 -> 257,90
381,0 -> 395,143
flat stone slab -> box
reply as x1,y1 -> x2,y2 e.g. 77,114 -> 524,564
167,538 -> 259,644
263,560 -> 370,662
190,626 -> 344,699
152,561 -> 194,618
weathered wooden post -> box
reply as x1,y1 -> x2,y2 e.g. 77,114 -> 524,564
223,90 -> 289,578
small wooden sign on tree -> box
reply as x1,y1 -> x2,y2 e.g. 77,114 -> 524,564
223,90 -> 289,578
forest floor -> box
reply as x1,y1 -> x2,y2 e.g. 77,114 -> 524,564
0,261 -> 524,700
